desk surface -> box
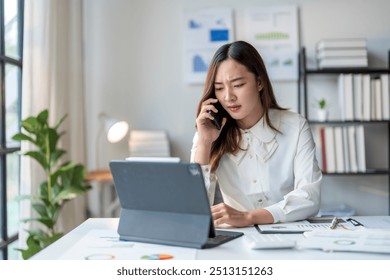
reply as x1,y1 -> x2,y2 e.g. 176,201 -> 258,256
86,169 -> 112,182
32,216 -> 390,260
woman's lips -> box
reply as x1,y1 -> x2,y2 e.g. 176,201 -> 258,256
227,105 -> 241,112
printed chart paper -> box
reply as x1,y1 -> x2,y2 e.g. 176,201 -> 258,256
58,230 -> 197,260
299,229 -> 390,254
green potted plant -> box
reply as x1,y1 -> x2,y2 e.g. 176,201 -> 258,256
12,109 -> 90,259
316,98 -> 328,121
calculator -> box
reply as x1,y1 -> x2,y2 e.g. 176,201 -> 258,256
245,233 -> 296,249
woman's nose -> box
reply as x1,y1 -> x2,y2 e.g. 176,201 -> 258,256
224,88 -> 236,101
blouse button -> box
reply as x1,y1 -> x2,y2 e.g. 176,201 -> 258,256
205,167 -> 209,172
253,179 -> 257,183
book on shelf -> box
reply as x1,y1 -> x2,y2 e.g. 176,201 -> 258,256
318,56 -> 368,69
374,77 -> 382,120
353,74 -> 363,120
316,38 -> 367,50
370,78 -> 381,120
342,127 -> 350,173
381,74 -> 390,120
355,125 -> 366,173
333,127 -> 344,173
370,78 -> 376,120
362,74 -> 371,121
338,74 -> 354,121
348,126 -> 358,173
317,48 -> 367,59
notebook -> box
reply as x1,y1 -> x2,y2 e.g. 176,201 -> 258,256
109,160 -> 243,249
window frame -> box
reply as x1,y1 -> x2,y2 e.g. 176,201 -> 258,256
0,0 -> 24,260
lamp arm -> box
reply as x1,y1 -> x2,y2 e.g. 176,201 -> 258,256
96,122 -> 105,170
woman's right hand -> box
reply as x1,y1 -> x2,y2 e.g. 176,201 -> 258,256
196,98 -> 227,145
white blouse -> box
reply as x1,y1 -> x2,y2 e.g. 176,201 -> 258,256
191,109 -> 322,223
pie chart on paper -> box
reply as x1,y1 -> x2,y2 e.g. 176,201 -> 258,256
141,254 -> 174,260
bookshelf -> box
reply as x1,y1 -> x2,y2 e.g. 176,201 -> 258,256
298,47 -> 390,214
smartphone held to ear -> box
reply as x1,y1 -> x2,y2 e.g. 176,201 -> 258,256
207,102 -> 227,130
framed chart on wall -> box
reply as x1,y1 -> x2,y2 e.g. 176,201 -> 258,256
245,5 -> 299,81
183,7 -> 234,84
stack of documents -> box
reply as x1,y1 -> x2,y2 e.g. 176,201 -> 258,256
299,229 -> 390,254
258,217 -> 390,254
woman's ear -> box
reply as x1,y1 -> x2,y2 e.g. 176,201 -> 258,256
257,78 -> 264,92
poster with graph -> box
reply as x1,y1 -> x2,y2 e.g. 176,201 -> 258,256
183,8 -> 234,84
245,6 -> 299,81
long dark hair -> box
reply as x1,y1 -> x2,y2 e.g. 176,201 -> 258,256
196,41 -> 285,171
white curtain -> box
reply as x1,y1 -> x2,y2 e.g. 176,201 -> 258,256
19,0 -> 87,251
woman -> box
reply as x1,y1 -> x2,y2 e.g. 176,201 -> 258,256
191,41 -> 322,227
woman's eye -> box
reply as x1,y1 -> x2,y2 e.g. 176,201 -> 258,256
234,83 -> 245,88
215,87 -> 223,91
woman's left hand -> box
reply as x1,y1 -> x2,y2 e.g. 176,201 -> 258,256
211,203 -> 251,228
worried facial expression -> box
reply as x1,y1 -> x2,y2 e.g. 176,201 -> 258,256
214,59 -> 264,129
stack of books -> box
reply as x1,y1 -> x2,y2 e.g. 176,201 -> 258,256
128,130 -> 171,157
316,38 -> 368,69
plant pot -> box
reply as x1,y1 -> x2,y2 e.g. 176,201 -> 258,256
317,109 -> 328,121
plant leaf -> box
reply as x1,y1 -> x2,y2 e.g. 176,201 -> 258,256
18,235 -> 42,259
12,132 -> 36,144
21,116 -> 41,134
54,114 -> 67,130
37,109 -> 49,125
40,232 -> 63,247
47,128 -> 60,155
16,194 -> 41,201
36,217 -> 55,229
25,151 -> 48,170
53,188 -> 79,203
32,203 -> 48,218
50,149 -> 66,167
25,229 -> 49,239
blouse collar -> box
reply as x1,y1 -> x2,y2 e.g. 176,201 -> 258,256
227,109 -> 281,165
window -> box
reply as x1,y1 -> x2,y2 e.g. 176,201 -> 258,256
0,0 -> 24,260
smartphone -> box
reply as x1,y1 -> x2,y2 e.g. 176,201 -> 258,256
208,102 -> 227,130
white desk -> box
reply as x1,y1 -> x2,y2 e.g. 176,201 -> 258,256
32,216 -> 390,260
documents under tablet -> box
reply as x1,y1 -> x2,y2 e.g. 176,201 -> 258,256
109,160 -> 243,249
125,156 -> 181,163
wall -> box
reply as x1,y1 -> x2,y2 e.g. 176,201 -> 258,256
83,0 -> 390,215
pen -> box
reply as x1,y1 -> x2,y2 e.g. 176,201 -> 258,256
346,218 -> 364,227
329,217 -> 339,229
